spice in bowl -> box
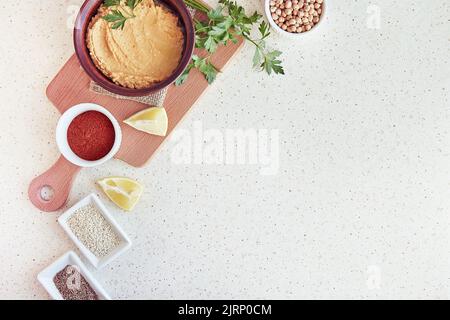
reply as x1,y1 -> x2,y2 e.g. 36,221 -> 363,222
269,0 -> 323,33
67,111 -> 116,161
68,204 -> 121,258
53,265 -> 98,300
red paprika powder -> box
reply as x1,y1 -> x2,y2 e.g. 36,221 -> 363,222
67,111 -> 116,161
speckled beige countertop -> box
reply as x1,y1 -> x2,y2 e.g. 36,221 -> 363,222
0,0 -> 449,299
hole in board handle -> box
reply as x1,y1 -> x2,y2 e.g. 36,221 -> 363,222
40,185 -> 55,202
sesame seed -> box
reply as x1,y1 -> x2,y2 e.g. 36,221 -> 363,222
68,204 -> 121,258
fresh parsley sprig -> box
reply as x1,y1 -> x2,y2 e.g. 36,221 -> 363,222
175,55 -> 219,85
103,10 -> 129,30
103,0 -> 143,30
104,0 -> 121,6
126,0 -> 144,9
178,0 -> 284,85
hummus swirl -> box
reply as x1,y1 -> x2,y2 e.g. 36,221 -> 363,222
87,0 -> 184,89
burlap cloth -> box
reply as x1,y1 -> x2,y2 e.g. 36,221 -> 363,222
89,7 -> 196,107
90,82 -> 168,107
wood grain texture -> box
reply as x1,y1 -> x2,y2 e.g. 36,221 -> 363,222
47,39 -> 244,167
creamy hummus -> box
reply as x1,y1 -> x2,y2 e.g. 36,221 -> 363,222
87,0 -> 185,89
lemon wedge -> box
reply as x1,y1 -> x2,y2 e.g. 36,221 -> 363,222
97,177 -> 144,212
124,107 -> 168,137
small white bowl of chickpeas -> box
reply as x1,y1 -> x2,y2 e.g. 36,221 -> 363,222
265,0 -> 325,37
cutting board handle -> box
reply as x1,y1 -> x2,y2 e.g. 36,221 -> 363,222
28,156 -> 81,212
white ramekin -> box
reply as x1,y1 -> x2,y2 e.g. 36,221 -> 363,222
264,0 -> 326,38
37,251 -> 111,300
58,193 -> 132,270
56,103 -> 122,168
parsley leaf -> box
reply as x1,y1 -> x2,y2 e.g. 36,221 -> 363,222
126,0 -> 143,10
175,63 -> 194,86
253,47 -> 262,69
204,36 -> 218,53
192,55 -> 218,84
104,0 -> 121,7
103,10 -> 128,30
207,7 -> 224,21
263,50 -> 285,75
176,55 -> 218,85
102,0 -> 141,30
181,0 -> 285,85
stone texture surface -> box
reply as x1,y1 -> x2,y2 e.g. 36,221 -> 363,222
0,0 -> 449,299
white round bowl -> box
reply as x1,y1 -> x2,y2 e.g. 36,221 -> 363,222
56,103 -> 122,168
264,0 -> 326,38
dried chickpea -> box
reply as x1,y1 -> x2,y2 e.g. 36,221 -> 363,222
269,0 -> 324,34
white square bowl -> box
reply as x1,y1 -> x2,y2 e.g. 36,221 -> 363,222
58,193 -> 132,269
37,251 -> 111,300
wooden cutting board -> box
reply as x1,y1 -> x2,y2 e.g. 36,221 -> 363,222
47,41 -> 244,168
30,5 -> 244,212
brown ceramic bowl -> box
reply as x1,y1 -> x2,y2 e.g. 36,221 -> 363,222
74,0 -> 195,96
